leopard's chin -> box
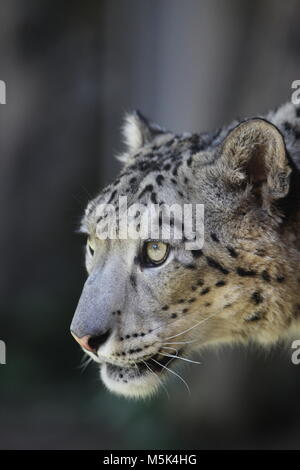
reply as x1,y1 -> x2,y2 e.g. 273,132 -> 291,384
100,354 -> 174,398
100,363 -> 160,398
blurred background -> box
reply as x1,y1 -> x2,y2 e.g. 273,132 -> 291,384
1,0 -> 300,450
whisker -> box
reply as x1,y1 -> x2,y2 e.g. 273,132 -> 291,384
160,351 -> 201,365
79,355 -> 93,373
147,307 -> 221,343
163,340 -> 198,345
161,346 -> 178,354
165,311 -> 218,340
151,357 -> 191,395
142,360 -> 170,399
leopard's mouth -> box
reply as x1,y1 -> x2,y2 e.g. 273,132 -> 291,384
100,350 -> 181,398
107,350 -> 175,375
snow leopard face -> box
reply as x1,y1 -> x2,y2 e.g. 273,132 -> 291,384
71,104 -> 300,398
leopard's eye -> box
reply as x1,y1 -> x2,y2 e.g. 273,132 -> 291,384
143,241 -> 169,266
87,238 -> 95,256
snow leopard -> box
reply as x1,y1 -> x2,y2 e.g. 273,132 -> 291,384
70,102 -> 300,398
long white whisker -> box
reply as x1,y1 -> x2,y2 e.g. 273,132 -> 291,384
79,355 -> 93,373
165,311 -> 218,340
151,358 -> 191,395
142,360 -> 170,399
160,351 -> 201,365
161,346 -> 178,354
163,340 -> 198,345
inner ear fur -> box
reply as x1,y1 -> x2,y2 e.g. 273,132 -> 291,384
220,118 -> 292,201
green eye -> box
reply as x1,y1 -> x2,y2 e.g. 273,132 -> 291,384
144,241 -> 169,266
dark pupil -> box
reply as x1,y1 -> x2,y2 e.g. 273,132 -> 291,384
152,243 -> 159,250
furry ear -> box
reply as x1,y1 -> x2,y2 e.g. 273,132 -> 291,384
122,110 -> 167,152
220,118 -> 292,203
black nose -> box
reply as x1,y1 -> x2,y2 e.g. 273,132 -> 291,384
87,329 -> 111,352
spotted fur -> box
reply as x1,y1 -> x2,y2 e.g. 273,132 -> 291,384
71,102 -> 300,398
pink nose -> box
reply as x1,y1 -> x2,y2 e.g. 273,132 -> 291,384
71,332 -> 95,353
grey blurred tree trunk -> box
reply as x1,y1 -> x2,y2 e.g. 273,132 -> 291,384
0,1 -> 104,342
